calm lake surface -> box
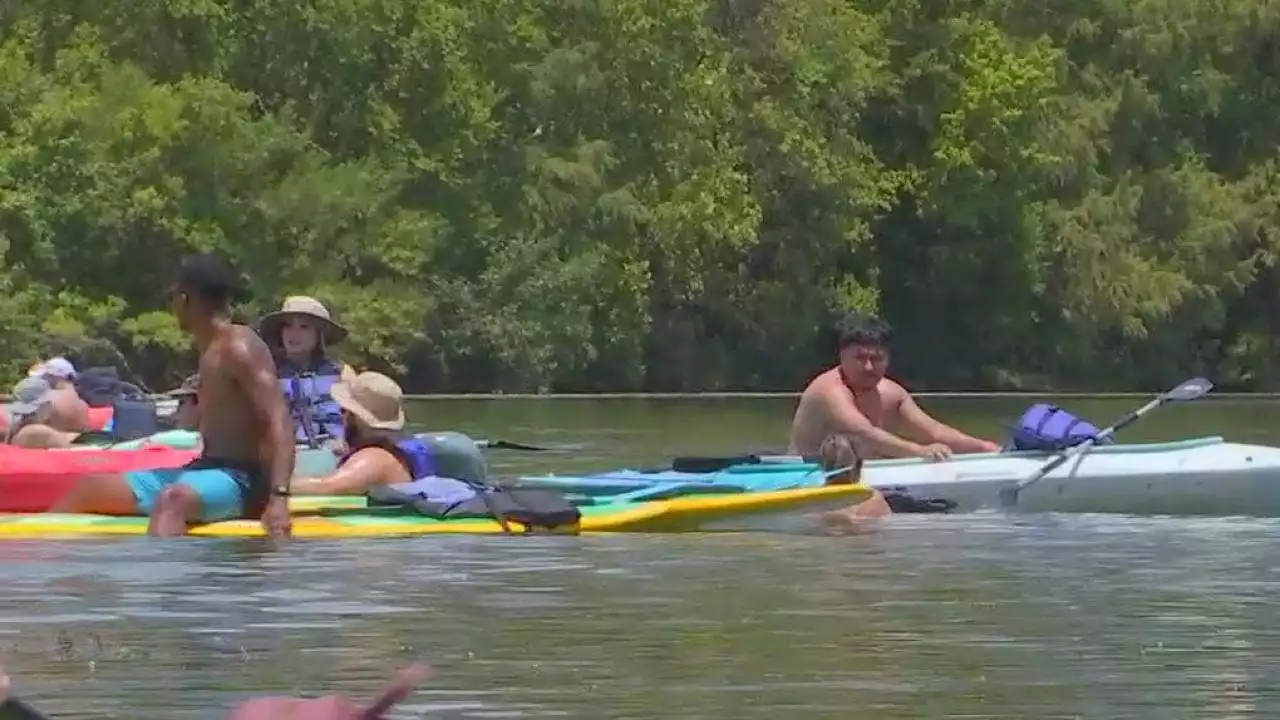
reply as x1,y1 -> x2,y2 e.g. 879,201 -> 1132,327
3,395 -> 1280,718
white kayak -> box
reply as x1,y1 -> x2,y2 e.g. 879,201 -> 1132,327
517,436 -> 1280,517
860,436 -> 1280,516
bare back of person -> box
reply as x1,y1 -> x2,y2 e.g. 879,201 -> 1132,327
5,378 -> 91,448
197,324 -> 271,466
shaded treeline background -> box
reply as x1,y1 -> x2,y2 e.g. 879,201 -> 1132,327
2,0 -> 1279,393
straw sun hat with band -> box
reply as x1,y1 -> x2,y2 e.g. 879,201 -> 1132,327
331,372 -> 406,431
330,372 -> 490,484
258,296 -> 349,348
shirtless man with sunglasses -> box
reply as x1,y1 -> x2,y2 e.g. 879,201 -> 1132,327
52,254 -> 295,538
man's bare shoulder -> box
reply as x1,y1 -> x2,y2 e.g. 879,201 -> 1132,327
800,368 -> 842,397
222,325 -> 274,365
878,378 -> 911,406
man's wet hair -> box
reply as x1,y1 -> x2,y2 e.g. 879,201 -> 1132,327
174,253 -> 245,310
835,312 -> 892,350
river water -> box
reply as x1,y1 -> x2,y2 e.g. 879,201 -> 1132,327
2,395 -> 1279,718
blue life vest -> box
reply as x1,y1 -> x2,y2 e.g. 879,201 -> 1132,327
342,433 -> 479,511
277,357 -> 345,446
1009,403 -> 1114,452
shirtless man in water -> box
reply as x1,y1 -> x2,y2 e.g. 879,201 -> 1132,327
52,254 -> 295,538
790,313 -> 1000,460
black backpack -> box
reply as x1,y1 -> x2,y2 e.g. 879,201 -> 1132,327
110,395 -> 159,441
367,482 -> 582,533
879,486 -> 957,514
74,366 -> 147,408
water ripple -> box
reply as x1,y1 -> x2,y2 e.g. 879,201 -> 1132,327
0,516 -> 1278,717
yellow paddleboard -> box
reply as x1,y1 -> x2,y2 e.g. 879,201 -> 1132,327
0,485 -> 871,538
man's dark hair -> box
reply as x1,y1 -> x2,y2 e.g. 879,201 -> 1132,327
174,253 -> 244,310
835,312 -> 892,350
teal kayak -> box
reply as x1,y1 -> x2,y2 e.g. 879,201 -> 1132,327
83,429 -> 337,476
86,429 -> 485,478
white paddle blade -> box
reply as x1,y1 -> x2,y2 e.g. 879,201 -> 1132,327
1166,377 -> 1213,402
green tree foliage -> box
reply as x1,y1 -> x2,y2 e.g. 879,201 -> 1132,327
1,0 -> 1279,392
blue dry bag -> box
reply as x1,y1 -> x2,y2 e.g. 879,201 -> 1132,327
1008,403 -> 1113,452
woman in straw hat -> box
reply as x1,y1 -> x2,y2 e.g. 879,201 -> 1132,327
291,371 -> 488,497
258,296 -> 355,450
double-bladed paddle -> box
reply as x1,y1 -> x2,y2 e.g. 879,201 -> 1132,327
998,376 -> 1214,509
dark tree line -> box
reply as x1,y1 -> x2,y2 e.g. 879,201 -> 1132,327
2,0 -> 1279,392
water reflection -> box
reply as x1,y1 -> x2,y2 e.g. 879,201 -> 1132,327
0,516 -> 1275,717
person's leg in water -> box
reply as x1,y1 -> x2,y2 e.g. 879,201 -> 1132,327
51,468 -> 246,537
146,468 -> 246,537
50,473 -> 146,516
814,433 -> 891,534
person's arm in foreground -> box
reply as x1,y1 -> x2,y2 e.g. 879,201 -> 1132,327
897,394 -> 1000,453
1,662 -> 433,719
293,450 -> 397,495
228,663 -> 432,719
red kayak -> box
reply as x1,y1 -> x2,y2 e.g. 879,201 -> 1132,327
86,406 -> 114,431
0,445 -> 198,512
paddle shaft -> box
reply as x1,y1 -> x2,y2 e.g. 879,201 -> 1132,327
477,439 -> 549,452
476,439 -> 582,452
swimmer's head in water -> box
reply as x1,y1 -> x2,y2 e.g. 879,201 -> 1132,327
818,433 -> 863,485
834,312 -> 891,392
170,253 -> 244,332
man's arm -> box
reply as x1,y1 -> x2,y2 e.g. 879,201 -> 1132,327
825,391 -> 929,459
228,333 -> 296,492
897,393 -> 999,453
293,449 -> 397,495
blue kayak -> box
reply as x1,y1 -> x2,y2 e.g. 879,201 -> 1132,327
517,462 -> 836,502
